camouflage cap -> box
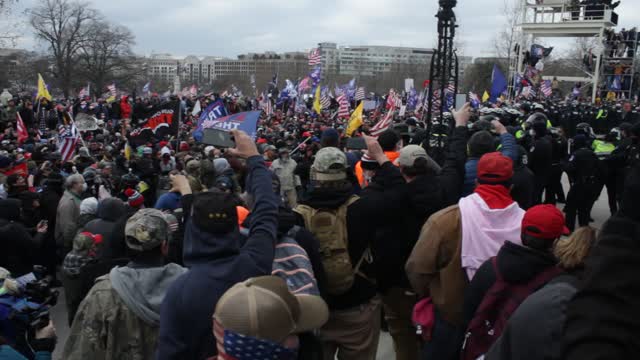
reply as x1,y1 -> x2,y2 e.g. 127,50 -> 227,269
311,147 -> 348,181
125,208 -> 169,251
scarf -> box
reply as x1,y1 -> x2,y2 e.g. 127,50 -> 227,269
216,327 -> 297,360
459,192 -> 525,280
474,184 -> 514,209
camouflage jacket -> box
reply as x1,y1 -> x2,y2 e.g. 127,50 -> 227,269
62,276 -> 160,360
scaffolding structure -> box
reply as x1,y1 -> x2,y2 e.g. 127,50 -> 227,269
509,0 -> 633,103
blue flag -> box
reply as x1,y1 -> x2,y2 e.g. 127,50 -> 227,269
407,88 -> 418,110
193,100 -> 228,141
490,64 -> 508,103
309,65 -> 322,87
196,111 -> 261,140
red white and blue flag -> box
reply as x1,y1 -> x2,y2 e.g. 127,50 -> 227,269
16,112 -> 28,144
541,80 -> 553,97
308,48 -> 322,66
370,110 -> 395,137
58,121 -> 79,162
355,87 -> 366,101
337,94 -> 350,118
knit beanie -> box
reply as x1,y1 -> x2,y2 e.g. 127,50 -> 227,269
125,188 -> 145,208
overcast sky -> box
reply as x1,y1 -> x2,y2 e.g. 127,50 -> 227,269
6,0 -> 640,59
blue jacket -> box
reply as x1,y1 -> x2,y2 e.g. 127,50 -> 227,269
0,345 -> 50,360
462,133 -> 518,196
156,156 -> 278,360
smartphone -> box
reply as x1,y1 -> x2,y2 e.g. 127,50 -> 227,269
346,137 -> 367,150
201,128 -> 235,148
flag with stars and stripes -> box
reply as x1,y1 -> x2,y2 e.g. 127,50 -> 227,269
337,94 -> 350,118
541,80 -> 552,97
308,48 -> 322,66
320,87 -> 331,109
355,87 -> 365,101
107,83 -> 117,97
58,121 -> 79,162
214,324 -> 298,360
370,110 -> 395,137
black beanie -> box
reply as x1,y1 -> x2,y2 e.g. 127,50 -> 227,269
468,131 -> 495,158
192,191 -> 238,234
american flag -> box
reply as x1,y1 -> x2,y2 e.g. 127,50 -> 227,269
386,90 -> 402,110
308,48 -> 322,66
337,94 -> 350,118
16,112 -> 28,144
541,80 -> 552,97
529,87 -> 537,99
107,83 -> 116,97
370,110 -> 395,137
214,323 -> 297,360
355,87 -> 365,101
58,121 -> 79,162
320,89 -> 331,109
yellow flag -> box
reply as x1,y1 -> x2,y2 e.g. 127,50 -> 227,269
106,95 -> 116,103
346,101 -> 364,137
124,141 -> 132,161
482,91 -> 490,103
36,73 -> 52,101
313,86 -> 322,115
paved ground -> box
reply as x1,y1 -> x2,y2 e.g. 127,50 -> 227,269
50,176 -> 612,359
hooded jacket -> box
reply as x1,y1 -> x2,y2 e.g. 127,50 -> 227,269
462,241 -> 559,329
156,156 -> 278,360
84,198 -> 127,260
463,133 -> 518,196
486,275 -> 579,360
62,260 -> 186,360
0,199 -> 43,276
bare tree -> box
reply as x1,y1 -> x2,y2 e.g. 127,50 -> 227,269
494,0 -> 522,63
77,22 -> 136,95
0,0 -> 19,47
27,0 -> 99,97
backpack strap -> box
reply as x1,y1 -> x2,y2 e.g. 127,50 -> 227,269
491,257 -> 503,282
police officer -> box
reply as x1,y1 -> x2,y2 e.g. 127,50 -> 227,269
593,130 -> 618,214
523,113 -> 553,205
564,134 -> 606,231
545,127 -> 568,204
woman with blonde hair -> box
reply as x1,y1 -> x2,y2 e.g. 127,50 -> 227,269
485,226 -> 599,360
553,226 -> 597,272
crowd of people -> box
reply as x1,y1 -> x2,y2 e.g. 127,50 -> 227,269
0,86 -> 639,360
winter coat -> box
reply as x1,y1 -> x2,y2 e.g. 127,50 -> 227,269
461,241 -> 560,329
463,133 -> 518,196
270,158 -> 298,191
511,164 -> 536,210
156,156 -> 279,360
486,275 -> 579,360
0,345 -> 50,360
83,198 -> 127,260
0,199 -> 44,276
62,261 -> 186,360
55,190 -> 82,249
526,135 -> 553,180
406,204 -> 466,325
562,215 -> 640,359
364,125 -> 467,294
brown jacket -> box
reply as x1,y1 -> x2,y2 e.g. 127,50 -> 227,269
405,204 -> 467,326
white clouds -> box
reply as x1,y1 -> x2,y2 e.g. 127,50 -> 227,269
10,0 -> 640,59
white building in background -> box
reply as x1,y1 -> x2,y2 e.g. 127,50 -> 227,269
316,43 -> 434,76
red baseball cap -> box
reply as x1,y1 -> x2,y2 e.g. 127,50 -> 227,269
522,204 -> 570,240
477,152 -> 514,183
